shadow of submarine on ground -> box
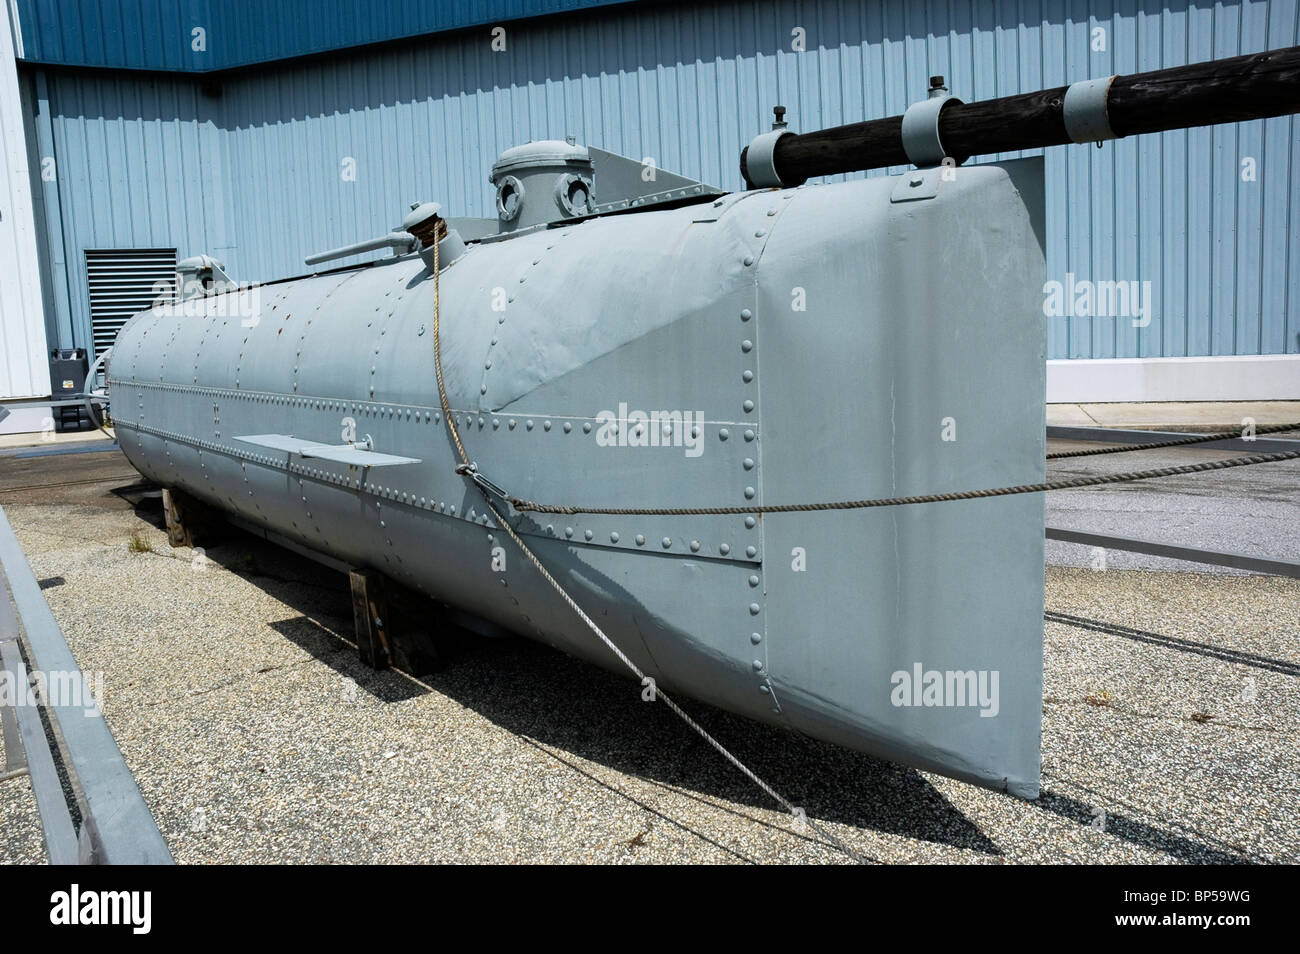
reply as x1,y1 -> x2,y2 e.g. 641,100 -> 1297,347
114,478 -> 1268,863
111,479 -> 1000,855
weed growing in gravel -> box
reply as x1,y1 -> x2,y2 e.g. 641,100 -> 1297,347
1085,690 -> 1116,708
127,531 -> 153,554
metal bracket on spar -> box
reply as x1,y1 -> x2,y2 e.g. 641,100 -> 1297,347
744,129 -> 793,188
1063,76 -> 1118,144
901,89 -> 962,168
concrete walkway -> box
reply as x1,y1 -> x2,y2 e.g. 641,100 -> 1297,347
0,427 -> 115,451
1046,401 -> 1300,432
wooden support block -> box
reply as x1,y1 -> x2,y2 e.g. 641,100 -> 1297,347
347,569 -> 444,675
349,568 -> 390,669
161,487 -> 225,549
385,587 -> 445,676
161,488 -> 192,548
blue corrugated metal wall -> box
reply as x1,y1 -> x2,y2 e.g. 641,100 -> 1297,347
14,0 -> 641,71
27,70 -> 228,349
24,0 -> 1300,360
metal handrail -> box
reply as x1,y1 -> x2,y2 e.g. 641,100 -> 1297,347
0,505 -> 172,864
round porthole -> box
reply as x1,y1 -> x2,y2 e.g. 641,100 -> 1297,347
496,175 -> 525,222
555,174 -> 594,217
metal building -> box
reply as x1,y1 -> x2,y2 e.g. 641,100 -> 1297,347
2,0 -> 1298,430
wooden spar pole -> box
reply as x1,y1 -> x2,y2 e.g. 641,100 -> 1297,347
743,45 -> 1300,186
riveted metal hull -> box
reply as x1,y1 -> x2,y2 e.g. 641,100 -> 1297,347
110,159 -> 1046,797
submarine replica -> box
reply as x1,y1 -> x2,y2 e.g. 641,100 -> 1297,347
107,48 -> 1300,798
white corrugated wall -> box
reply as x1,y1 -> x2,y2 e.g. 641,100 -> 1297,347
0,0 -> 48,401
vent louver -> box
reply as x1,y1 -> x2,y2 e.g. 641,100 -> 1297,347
85,248 -> 177,356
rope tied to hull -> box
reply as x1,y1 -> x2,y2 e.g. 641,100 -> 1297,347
507,449 -> 1300,516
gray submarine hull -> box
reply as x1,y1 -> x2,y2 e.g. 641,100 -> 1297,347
110,160 -> 1046,797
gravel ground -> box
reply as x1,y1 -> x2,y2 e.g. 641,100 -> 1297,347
0,717 -> 45,864
0,445 -> 1296,864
